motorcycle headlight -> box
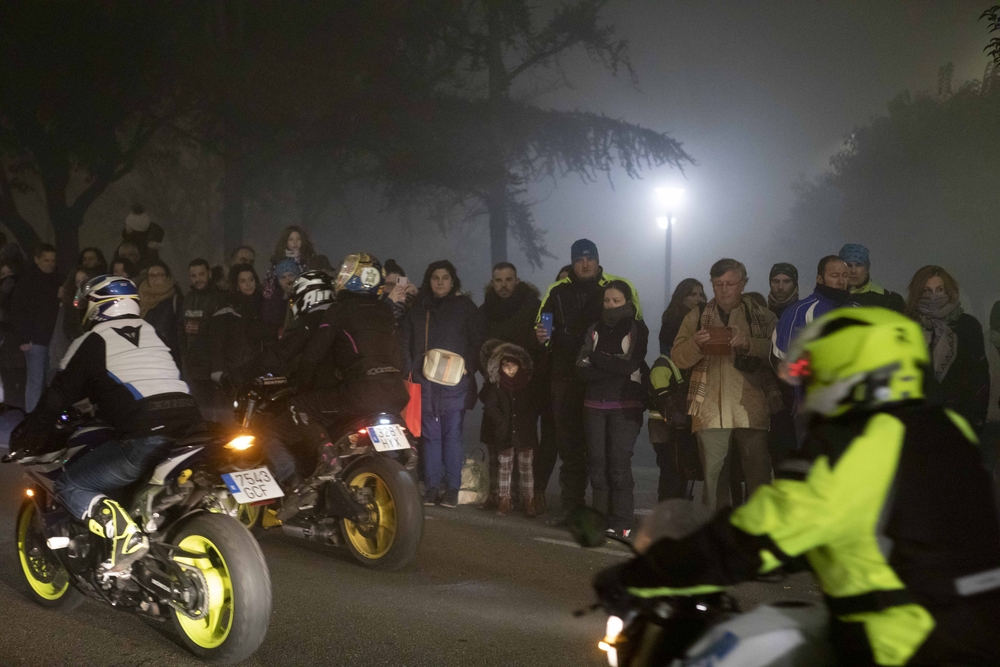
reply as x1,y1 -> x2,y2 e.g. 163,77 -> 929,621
224,435 -> 255,451
598,615 -> 623,666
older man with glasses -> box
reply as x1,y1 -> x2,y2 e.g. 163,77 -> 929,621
670,258 -> 779,512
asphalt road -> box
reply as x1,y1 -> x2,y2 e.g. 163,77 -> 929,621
0,459 -> 820,667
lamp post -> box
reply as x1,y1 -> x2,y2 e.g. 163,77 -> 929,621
655,187 -> 684,306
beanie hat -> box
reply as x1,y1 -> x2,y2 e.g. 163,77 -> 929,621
125,208 -> 151,233
275,258 -> 300,278
839,243 -> 870,269
571,238 -> 599,264
769,262 -> 798,285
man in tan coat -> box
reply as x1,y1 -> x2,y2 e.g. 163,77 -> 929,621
671,258 -> 777,511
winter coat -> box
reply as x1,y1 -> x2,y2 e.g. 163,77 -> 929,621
477,282 -> 542,361
537,269 -> 643,379
143,290 -> 183,368
480,342 -> 538,451
210,292 -> 268,377
10,263 -> 61,346
400,290 -> 484,416
850,278 -> 906,313
0,275 -> 24,370
285,293 -> 409,417
671,299 -> 777,432
772,284 -> 856,360
180,286 -> 226,382
576,310 -> 649,412
659,307 -> 695,356
924,313 -> 990,434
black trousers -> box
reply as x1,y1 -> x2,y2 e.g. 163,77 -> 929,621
584,409 -> 641,532
532,404 -> 557,495
551,377 -> 588,513
648,417 -> 698,501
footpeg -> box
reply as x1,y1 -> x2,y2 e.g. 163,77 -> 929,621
46,536 -> 70,550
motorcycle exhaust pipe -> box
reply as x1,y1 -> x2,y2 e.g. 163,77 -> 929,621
281,520 -> 341,546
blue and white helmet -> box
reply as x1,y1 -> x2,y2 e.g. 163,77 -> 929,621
74,275 -> 140,330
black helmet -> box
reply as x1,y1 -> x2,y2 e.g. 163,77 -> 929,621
289,270 -> 335,319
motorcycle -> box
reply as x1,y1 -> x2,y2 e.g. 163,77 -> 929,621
570,503 -> 835,667
3,402 -> 274,665
230,376 -> 423,571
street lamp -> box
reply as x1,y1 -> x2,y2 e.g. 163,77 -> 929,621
654,187 -> 684,305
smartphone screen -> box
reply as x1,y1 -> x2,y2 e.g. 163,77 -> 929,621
397,276 -> 408,287
541,312 -> 553,337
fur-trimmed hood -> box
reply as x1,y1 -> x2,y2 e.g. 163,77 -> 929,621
485,341 -> 533,386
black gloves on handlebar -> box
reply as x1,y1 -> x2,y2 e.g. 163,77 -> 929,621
211,371 -> 235,393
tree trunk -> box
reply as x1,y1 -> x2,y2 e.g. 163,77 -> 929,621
51,208 -> 81,274
485,1 -> 508,265
222,118 -> 245,257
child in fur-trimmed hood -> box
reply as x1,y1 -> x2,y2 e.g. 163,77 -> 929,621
480,341 -> 540,517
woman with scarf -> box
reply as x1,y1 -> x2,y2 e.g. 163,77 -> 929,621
210,263 -> 268,385
261,226 -> 313,335
576,280 -> 649,538
906,266 -> 990,434
139,260 -> 183,366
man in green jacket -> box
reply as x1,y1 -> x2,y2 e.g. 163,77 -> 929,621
597,308 -> 1000,665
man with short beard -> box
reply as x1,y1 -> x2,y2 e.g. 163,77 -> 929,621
477,262 -> 545,514
772,255 -> 856,361
839,243 -> 905,312
181,258 -> 225,418
766,263 -> 799,319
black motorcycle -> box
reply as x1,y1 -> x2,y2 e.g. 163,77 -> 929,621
3,402 -> 274,665
231,376 -> 423,571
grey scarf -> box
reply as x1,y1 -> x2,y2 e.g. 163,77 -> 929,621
916,293 -> 962,382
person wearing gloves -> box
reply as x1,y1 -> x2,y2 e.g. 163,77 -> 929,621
595,308 -> 1000,667
839,243 -> 905,312
905,265 -> 989,435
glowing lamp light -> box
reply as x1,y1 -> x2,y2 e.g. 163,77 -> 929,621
656,216 -> 674,230
224,435 -> 255,451
25,488 -> 34,497
654,186 -> 685,209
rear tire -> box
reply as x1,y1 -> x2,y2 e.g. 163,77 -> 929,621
169,513 -> 271,664
341,455 -> 423,571
14,498 -> 84,611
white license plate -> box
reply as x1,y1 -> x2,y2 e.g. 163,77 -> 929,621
367,424 -> 410,452
221,467 -> 285,504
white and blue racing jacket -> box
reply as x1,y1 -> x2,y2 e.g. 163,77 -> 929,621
28,316 -> 201,438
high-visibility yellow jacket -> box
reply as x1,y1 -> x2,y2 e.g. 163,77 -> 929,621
620,404 -> 1000,665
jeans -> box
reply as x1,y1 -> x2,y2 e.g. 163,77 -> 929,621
23,344 -> 48,413
551,377 -> 588,513
422,409 -> 465,492
696,428 -> 772,513
56,435 -> 174,519
585,410 -> 642,532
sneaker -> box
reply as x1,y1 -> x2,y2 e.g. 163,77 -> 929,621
606,528 -> 632,540
440,488 -> 459,508
423,488 -> 439,507
496,496 -> 512,516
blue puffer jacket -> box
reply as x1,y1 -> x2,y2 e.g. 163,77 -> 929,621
401,291 -> 484,416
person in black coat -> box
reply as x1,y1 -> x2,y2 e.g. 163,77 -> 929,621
576,280 -> 649,538
906,266 -> 990,434
400,260 -> 484,508
139,260 -> 183,367
210,263 -> 268,383
10,243 -> 61,412
481,342 -> 538,517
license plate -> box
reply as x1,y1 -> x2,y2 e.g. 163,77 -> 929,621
221,467 -> 285,504
366,424 -> 410,452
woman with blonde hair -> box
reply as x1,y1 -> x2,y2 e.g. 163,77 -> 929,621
905,265 -> 990,434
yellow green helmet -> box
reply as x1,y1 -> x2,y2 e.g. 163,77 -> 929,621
786,307 -> 928,417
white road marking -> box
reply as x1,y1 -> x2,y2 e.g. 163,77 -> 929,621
533,537 -> 629,558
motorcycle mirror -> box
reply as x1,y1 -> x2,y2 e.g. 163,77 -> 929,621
567,506 -> 609,548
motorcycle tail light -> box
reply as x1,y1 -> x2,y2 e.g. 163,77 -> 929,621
225,435 -> 255,451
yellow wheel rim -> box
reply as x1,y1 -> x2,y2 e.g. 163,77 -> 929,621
173,534 -> 235,649
236,504 -> 260,530
16,502 -> 70,601
343,472 -> 397,560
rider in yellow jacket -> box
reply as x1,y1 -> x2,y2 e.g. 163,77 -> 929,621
596,308 -> 1000,666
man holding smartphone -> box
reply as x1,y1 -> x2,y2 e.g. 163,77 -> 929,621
535,239 -> 642,525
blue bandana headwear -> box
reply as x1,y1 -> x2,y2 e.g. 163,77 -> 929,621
276,258 -> 300,278
571,238 -> 599,264
838,243 -> 870,269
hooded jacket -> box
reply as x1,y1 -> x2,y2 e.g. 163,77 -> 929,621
480,342 -> 538,450
400,290 -> 484,415
536,269 -> 643,379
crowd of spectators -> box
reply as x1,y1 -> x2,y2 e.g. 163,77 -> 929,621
0,208 -> 994,537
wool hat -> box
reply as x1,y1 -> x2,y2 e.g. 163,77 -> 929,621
571,238 -> 599,263
769,262 -> 798,285
839,243 -> 870,269
275,258 -> 300,278
125,208 -> 151,233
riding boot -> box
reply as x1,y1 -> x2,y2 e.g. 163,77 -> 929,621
87,497 -> 148,573
276,474 -> 319,522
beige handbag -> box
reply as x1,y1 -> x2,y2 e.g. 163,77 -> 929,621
422,312 -> 466,386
